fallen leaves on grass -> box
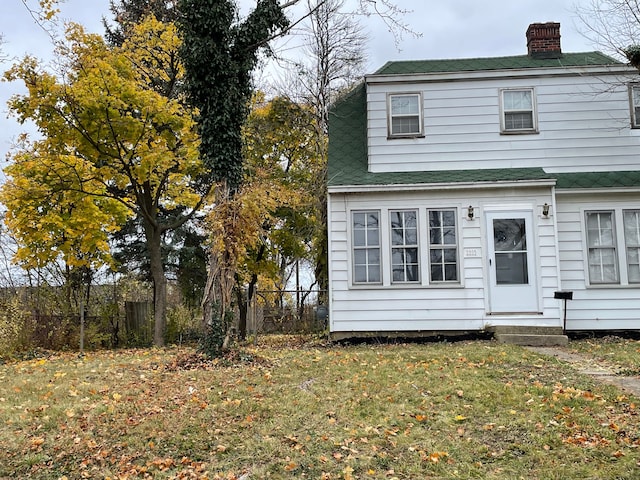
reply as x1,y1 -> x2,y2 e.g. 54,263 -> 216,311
3,341 -> 640,479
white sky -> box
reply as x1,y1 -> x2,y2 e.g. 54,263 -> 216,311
0,0 -> 603,164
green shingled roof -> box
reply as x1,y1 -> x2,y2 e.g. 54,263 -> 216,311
555,171 -> 640,189
373,52 -> 621,75
328,54 -> 640,191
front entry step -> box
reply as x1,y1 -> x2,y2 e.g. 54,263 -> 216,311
493,333 -> 568,347
487,326 -> 568,346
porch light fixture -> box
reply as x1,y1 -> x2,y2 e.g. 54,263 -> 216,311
467,206 -> 474,220
542,203 -> 550,217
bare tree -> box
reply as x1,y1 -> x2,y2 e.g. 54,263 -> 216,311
576,0 -> 640,61
285,0 -> 368,299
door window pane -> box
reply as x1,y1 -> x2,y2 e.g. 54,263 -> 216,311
493,218 -> 528,285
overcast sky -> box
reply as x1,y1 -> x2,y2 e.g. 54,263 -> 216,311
0,0 -> 601,164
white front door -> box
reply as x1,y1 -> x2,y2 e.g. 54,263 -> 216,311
486,210 -> 539,313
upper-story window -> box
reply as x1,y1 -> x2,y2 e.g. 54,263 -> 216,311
500,88 -> 538,134
629,84 -> 640,128
388,93 -> 423,137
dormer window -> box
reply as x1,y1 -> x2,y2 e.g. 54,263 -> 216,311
388,93 -> 423,137
500,88 -> 538,134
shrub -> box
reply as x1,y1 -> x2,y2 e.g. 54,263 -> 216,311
0,297 -> 34,358
166,304 -> 202,345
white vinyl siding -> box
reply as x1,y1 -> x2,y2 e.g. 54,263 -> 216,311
500,88 -> 537,133
328,189 -> 563,334
555,195 -> 640,331
390,210 -> 419,283
367,72 -> 639,174
428,209 -> 458,282
352,211 -> 381,284
388,93 -> 422,137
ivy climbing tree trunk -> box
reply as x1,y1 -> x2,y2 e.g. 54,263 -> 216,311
179,0 -> 289,356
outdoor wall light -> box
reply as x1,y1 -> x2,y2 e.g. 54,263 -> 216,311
467,205 -> 474,220
542,203 -> 550,217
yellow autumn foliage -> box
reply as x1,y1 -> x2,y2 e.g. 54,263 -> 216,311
1,17 -> 202,271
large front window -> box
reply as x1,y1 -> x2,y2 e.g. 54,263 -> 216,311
352,211 -> 381,283
428,209 -> 458,282
390,210 -> 419,283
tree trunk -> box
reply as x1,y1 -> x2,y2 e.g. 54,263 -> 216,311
145,221 -> 167,347
235,280 -> 248,340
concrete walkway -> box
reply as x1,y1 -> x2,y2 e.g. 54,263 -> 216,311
527,346 -> 640,397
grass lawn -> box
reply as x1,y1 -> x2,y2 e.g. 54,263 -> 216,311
1,336 -> 640,479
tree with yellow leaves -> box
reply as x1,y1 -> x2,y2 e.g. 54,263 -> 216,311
1,17 -> 203,346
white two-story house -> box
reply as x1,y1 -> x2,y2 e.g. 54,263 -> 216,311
327,22 -> 640,341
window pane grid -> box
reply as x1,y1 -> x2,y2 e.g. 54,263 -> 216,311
390,210 -> 419,283
428,209 -> 458,282
502,89 -> 535,132
352,211 -> 381,283
586,211 -> 619,284
632,86 -> 640,127
624,210 -> 640,283
505,112 -> 534,130
389,94 -> 421,136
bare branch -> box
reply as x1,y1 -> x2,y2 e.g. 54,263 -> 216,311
575,0 -> 640,60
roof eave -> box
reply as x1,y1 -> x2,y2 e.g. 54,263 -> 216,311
328,178 -> 557,194
556,186 -> 640,195
365,64 -> 636,84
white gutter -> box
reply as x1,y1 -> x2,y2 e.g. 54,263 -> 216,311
555,187 -> 640,195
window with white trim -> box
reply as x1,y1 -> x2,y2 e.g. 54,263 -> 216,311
388,93 -> 422,137
352,211 -> 381,283
586,211 -> 618,284
630,84 -> 640,128
428,209 -> 458,282
623,209 -> 640,283
390,210 -> 419,283
500,88 -> 537,133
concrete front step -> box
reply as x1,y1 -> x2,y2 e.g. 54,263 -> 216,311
486,325 -> 565,336
494,333 -> 568,347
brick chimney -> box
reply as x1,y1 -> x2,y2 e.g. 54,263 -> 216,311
526,22 -> 562,59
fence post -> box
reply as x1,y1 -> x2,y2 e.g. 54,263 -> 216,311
79,297 -> 85,355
